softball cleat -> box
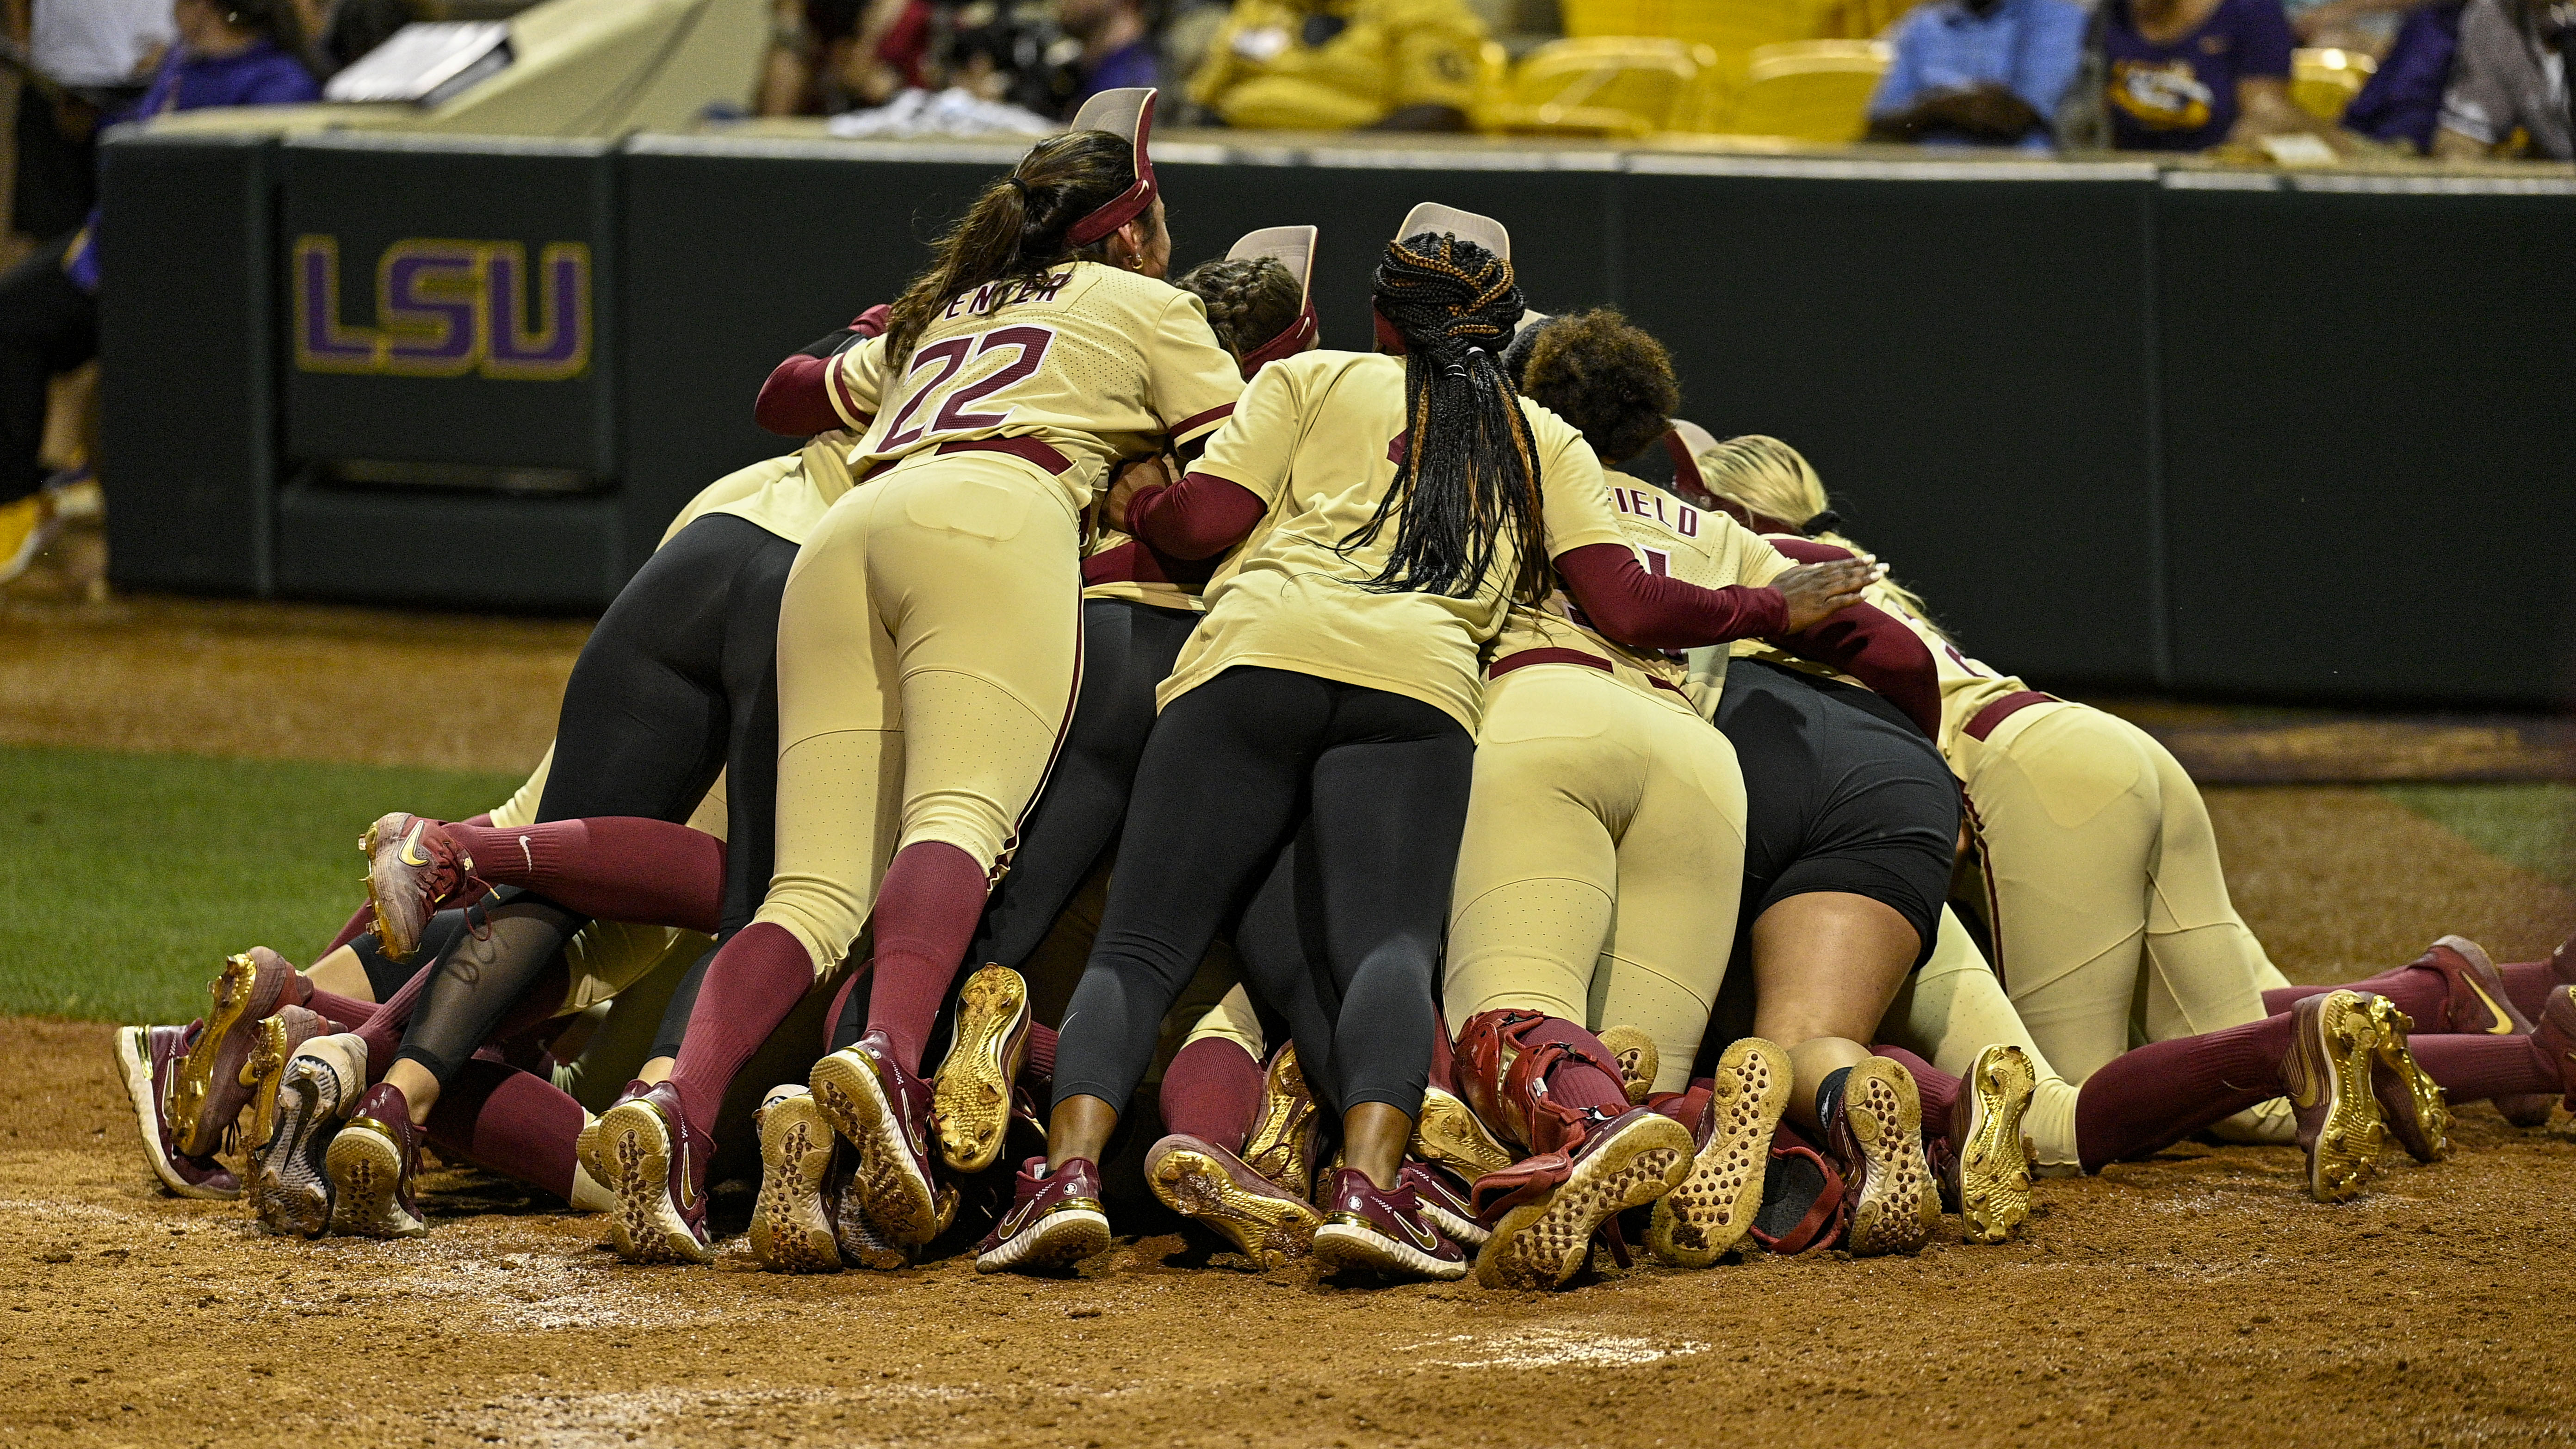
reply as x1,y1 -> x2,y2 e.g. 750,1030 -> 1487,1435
1400,1162 -> 1489,1248
589,1081 -> 713,1264
1410,1084 -> 1515,1184
1596,1026 -> 1659,1105
1826,1057 -> 1941,1257
1473,1107 -> 1691,1290
241,1005 -> 329,1158
1950,1044 -> 2038,1245
1239,1042 -> 1321,1199
2282,990 -> 2388,1203
327,1083 -> 426,1238
359,812 -> 477,962
166,947 -> 298,1157
933,965 -> 1029,1175
976,1157 -> 1112,1274
1146,1134 -> 1321,1268
1648,1036 -> 1791,1267
2359,997 -> 2452,1163
250,1031 -> 368,1236
811,1030 -> 945,1246
750,1086 -> 844,1273
114,1025 -> 239,1200
1313,1167 -> 1469,1282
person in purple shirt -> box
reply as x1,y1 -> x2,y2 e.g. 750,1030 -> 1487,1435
2099,0 -> 2340,149
1059,0 -> 1161,115
1867,0 -> 2091,149
0,0 -> 318,582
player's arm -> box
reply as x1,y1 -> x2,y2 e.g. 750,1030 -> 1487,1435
754,304 -> 892,436
1147,291 -> 1247,469
1755,534 -> 1946,738
1119,353 -> 1292,556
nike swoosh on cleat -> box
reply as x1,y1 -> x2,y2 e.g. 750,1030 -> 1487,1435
2462,977 -> 2517,1035
397,821 -> 431,868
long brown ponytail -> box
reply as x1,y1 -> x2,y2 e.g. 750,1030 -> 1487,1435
1339,232 -> 1548,605
881,130 -> 1151,368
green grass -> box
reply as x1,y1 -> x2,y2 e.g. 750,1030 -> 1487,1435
0,746 -> 519,1022
2377,782 -> 2576,888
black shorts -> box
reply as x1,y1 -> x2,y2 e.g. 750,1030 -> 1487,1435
1715,659 -> 1959,968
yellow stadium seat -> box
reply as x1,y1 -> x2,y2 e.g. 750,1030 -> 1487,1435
2290,47 -> 2376,123
1483,37 -> 1721,137
1724,39 -> 1891,141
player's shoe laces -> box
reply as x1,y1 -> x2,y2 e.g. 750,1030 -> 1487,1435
1312,1167 -> 1468,1282
1823,1056 -> 1942,1257
587,1080 -> 713,1263
933,965 -> 1029,1175
2358,997 -> 2451,1163
1943,1044 -> 2037,1245
750,1086 -> 843,1274
811,1029 -> 947,1246
976,1156 -> 1111,1274
114,1025 -> 238,1200
2282,990 -> 2389,1203
1648,1036 -> 1792,1267
359,813 -> 479,962
328,1082 -> 427,1238
251,1032 -> 368,1236
1146,1134 -> 1322,1268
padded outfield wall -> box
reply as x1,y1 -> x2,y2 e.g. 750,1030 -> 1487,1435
96,129 -> 2576,704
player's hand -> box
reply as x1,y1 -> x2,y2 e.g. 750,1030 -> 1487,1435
1104,455 -> 1171,535
1773,557 -> 1886,632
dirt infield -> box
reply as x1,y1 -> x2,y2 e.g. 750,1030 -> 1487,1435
4,1015 -> 2571,1449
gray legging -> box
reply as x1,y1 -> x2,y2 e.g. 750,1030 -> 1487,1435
1053,665 -> 1474,1122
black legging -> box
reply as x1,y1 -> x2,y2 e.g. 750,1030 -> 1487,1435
1053,666 -> 1474,1122
390,511 -> 795,1083
826,595 -> 1200,1053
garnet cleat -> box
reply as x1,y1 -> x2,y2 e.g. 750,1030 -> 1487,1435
1146,1134 -> 1322,1268
166,947 -> 299,1158
1648,1037 -> 1791,1267
326,1082 -> 427,1238
1312,1167 -> 1469,1282
1239,1042 -> 1321,1199
592,1080 -> 714,1263
1471,1107 -> 1690,1289
359,812 -> 478,962
1596,1026 -> 1659,1105
749,1086 -> 844,1274
2282,990 -> 2389,1202
241,1005 -> 330,1158
1410,1085 -> 1514,1184
1400,1161 -> 1489,1247
250,1032 -> 367,1236
811,1029 -> 945,1247
114,1026 -> 239,1200
933,965 -> 1029,1175
1827,1056 -> 1942,1257
2359,997 -> 2452,1163
1948,1044 -> 2037,1245
2532,985 -> 2576,1114
976,1157 -> 1112,1274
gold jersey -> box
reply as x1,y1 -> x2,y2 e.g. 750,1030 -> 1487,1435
658,430 -> 864,551
832,261 -> 1244,519
1493,476 -> 1795,706
1082,520 -> 1206,613
1160,350 -> 1629,733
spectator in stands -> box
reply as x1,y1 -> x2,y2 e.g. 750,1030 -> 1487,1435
0,0 -> 317,583
1864,0 -> 2089,149
1188,0 -> 1487,130
300,0 -> 418,77
9,0 -> 169,245
2430,0 -> 2570,157
2339,0 -> 2465,150
1061,0 -> 1161,108
2098,0 -> 2348,149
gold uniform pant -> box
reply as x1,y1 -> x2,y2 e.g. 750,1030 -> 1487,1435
757,456 -> 1083,975
1444,665 -> 1748,1094
1882,907 -> 2084,1172
1961,702 -> 2279,1088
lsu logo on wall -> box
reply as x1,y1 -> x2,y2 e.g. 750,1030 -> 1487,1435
292,235 -> 590,381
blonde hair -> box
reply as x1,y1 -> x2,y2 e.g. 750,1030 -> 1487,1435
1690,434 -> 1949,639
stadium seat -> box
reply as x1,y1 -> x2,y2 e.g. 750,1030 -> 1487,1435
1481,36 -> 1722,137
2290,47 -> 2377,123
1724,39 -> 1891,140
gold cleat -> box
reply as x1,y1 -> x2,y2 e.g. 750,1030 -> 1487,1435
1647,1036 -> 1790,1267
1146,1136 -> 1321,1268
1412,1085 -> 1515,1183
165,953 -> 264,1158
1597,1026 -> 1659,1106
1952,1044 -> 2038,1245
2284,990 -> 2389,1203
749,1088 -> 844,1274
240,1015 -> 294,1156
1239,1043 -> 1319,1198
932,965 -> 1029,1174
2361,996 -> 2452,1164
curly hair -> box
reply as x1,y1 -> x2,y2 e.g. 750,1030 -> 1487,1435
1509,309 -> 1678,467
1172,256 -> 1303,366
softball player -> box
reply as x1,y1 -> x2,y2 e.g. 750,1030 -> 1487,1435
590,89 -> 1249,1265
977,206 -> 1881,1282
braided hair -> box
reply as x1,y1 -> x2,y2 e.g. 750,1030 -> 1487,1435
1341,232 -> 1547,605
1510,309 -> 1679,466
882,130 -> 1152,369
1172,256 -> 1302,366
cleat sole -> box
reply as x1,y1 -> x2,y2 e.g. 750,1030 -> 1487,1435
811,1049 -> 941,1246
325,1119 -> 424,1238
1478,1115 -> 1692,1291
1648,1037 -> 1789,1267
2308,993 -> 2388,1203
933,966 -> 1027,1175
1147,1143 -> 1319,1268
1410,1085 -> 1514,1184
1956,1044 -> 2037,1245
750,1096 -> 842,1274
975,1208 -> 1111,1275
595,1098 -> 712,1264
1843,1058 -> 1939,1257
252,1050 -> 347,1235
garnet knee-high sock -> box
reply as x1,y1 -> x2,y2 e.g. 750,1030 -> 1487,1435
1160,1039 -> 1263,1152
1873,1046 -> 1958,1153
1518,1016 -> 1629,1116
862,842 -> 993,1073
2074,1011 -> 2294,1173
667,923 -> 816,1143
288,976 -> 373,1031
353,967 -> 433,1080
2406,1033 -> 2562,1105
324,902 -> 377,955
439,818 -> 726,935
2261,965 -> 2446,1026
425,1059 -> 588,1201
2500,950 -> 2570,1021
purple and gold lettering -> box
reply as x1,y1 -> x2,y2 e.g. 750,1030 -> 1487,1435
290,235 -> 594,382
484,243 -> 590,380
292,235 -> 382,374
